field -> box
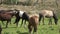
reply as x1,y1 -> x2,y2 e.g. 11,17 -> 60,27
0,0 -> 60,34
0,17 -> 60,34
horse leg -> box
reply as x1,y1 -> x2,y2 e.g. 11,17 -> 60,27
13,17 -> 17,24
2,21 -> 5,25
20,19 -> 24,27
14,16 -> 20,24
6,21 -> 8,28
48,17 -> 52,25
50,17 -> 52,25
9,19 -> 11,24
39,16 -> 42,25
14,17 -> 20,27
16,17 -> 20,27
28,25 -> 32,34
43,17 -> 45,25
33,25 -> 37,34
48,18 -> 51,25
24,20 -> 27,28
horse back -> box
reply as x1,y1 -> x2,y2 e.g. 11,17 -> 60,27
29,15 -> 39,26
40,10 -> 53,17
0,13 -> 12,20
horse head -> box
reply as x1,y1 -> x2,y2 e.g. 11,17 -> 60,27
13,9 -> 19,14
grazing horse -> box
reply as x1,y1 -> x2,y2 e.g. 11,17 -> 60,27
28,14 -> 39,34
0,10 -> 17,28
39,10 -> 58,25
14,9 -> 29,27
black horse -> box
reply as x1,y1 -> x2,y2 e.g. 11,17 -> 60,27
39,10 -> 58,25
13,9 -> 29,27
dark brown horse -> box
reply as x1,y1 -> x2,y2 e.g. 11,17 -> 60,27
39,10 -> 58,25
0,10 -> 17,28
28,14 -> 39,34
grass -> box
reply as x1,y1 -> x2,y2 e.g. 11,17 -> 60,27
0,18 -> 60,34
0,0 -> 60,34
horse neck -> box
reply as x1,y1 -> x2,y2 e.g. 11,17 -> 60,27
15,11 -> 19,17
53,14 -> 58,20
53,16 -> 58,25
53,11 -> 58,20
53,12 -> 58,25
24,12 -> 29,21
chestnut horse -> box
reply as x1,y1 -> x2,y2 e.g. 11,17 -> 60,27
28,14 -> 39,34
0,10 -> 17,28
39,10 -> 58,25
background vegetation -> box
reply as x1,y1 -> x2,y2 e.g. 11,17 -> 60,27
0,0 -> 60,18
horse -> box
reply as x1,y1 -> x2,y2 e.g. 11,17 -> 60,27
13,9 -> 29,27
28,14 -> 39,34
0,10 -> 17,28
39,10 -> 58,25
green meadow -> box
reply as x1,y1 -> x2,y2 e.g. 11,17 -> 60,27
0,17 -> 60,34
0,0 -> 60,34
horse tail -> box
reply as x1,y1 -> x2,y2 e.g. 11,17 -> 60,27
53,11 -> 58,25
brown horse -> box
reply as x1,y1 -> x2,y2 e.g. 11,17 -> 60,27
0,10 -> 17,28
39,10 -> 58,25
28,14 -> 39,34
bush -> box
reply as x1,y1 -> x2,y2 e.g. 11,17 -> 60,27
3,0 -> 18,5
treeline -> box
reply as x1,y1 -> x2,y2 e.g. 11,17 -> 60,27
0,0 -> 59,7
0,0 -> 19,5
0,0 -> 36,6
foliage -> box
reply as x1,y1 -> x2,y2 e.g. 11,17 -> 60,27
2,0 -> 18,5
